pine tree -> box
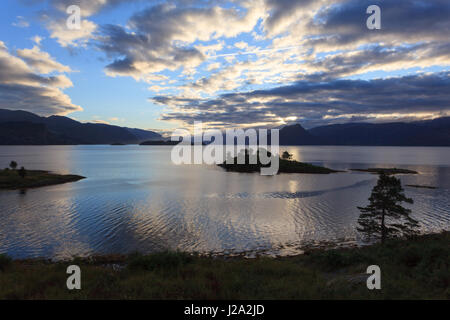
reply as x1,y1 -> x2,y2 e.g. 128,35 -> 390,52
357,173 -> 419,244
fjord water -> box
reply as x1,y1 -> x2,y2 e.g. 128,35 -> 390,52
0,145 -> 449,259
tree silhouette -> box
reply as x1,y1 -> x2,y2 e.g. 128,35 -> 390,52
281,151 -> 293,160
18,166 -> 27,179
9,161 -> 17,170
357,173 -> 419,244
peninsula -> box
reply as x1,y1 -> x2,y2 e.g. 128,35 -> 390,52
350,168 -> 418,174
0,168 -> 85,190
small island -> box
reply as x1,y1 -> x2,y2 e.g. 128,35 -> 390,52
139,140 -> 210,145
218,150 -> 340,174
406,184 -> 437,189
140,140 -> 180,145
0,161 -> 85,190
350,168 -> 418,175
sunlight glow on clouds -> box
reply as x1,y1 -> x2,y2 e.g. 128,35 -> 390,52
1,0 -> 449,128
0,41 -> 81,115
17,45 -> 72,74
47,18 -> 97,47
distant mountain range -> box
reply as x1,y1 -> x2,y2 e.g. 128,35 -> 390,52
0,109 -> 161,145
279,118 -> 450,146
209,118 -> 450,146
1,109 -> 449,146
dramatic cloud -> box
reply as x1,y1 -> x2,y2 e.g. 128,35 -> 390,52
49,0 -> 134,17
0,41 -> 81,115
98,2 -> 264,80
262,0 -> 325,37
6,0 -> 450,128
17,45 -> 72,74
40,0 -> 120,47
310,0 -> 450,47
154,72 -> 450,128
139,0 -> 450,128
302,43 -> 450,80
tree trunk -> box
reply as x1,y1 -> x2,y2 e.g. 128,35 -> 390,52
381,208 -> 386,244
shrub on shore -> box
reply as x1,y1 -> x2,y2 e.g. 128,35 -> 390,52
9,161 -> 17,170
0,254 -> 12,271
128,251 -> 194,271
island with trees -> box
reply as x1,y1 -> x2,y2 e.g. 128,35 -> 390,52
218,150 -> 340,174
0,161 -> 85,190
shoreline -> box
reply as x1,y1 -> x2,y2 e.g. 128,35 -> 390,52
5,229 -> 442,263
0,169 -> 85,190
1,231 -> 448,299
5,238 -> 360,263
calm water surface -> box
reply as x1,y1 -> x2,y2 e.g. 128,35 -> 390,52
0,145 -> 449,259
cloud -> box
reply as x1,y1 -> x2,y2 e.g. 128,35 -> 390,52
89,119 -> 110,124
49,0 -> 134,17
262,0 -> 320,37
262,0 -> 450,75
12,16 -> 30,28
39,0 -> 123,47
148,85 -> 167,92
17,45 -> 72,74
234,41 -> 249,50
98,2 -> 264,81
98,0 -> 449,102
279,0 -> 450,55
31,35 -> 44,45
19,0 -> 449,128
47,18 -> 97,47
302,43 -> 450,80
153,72 -> 450,128
179,48 -> 307,96
0,41 -> 81,115
206,62 -> 221,71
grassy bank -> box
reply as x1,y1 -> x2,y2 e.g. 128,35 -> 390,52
0,169 -> 85,189
0,232 -> 448,299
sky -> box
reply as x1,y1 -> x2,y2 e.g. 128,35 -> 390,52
0,0 -> 449,132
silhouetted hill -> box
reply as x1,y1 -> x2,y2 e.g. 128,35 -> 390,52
140,140 -> 180,145
0,109 -> 42,123
0,109 -> 161,145
307,118 -> 450,146
126,128 -> 161,142
1,109 -> 448,146
144,119 -> 450,146
279,123 -> 321,145
0,122 -> 73,145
